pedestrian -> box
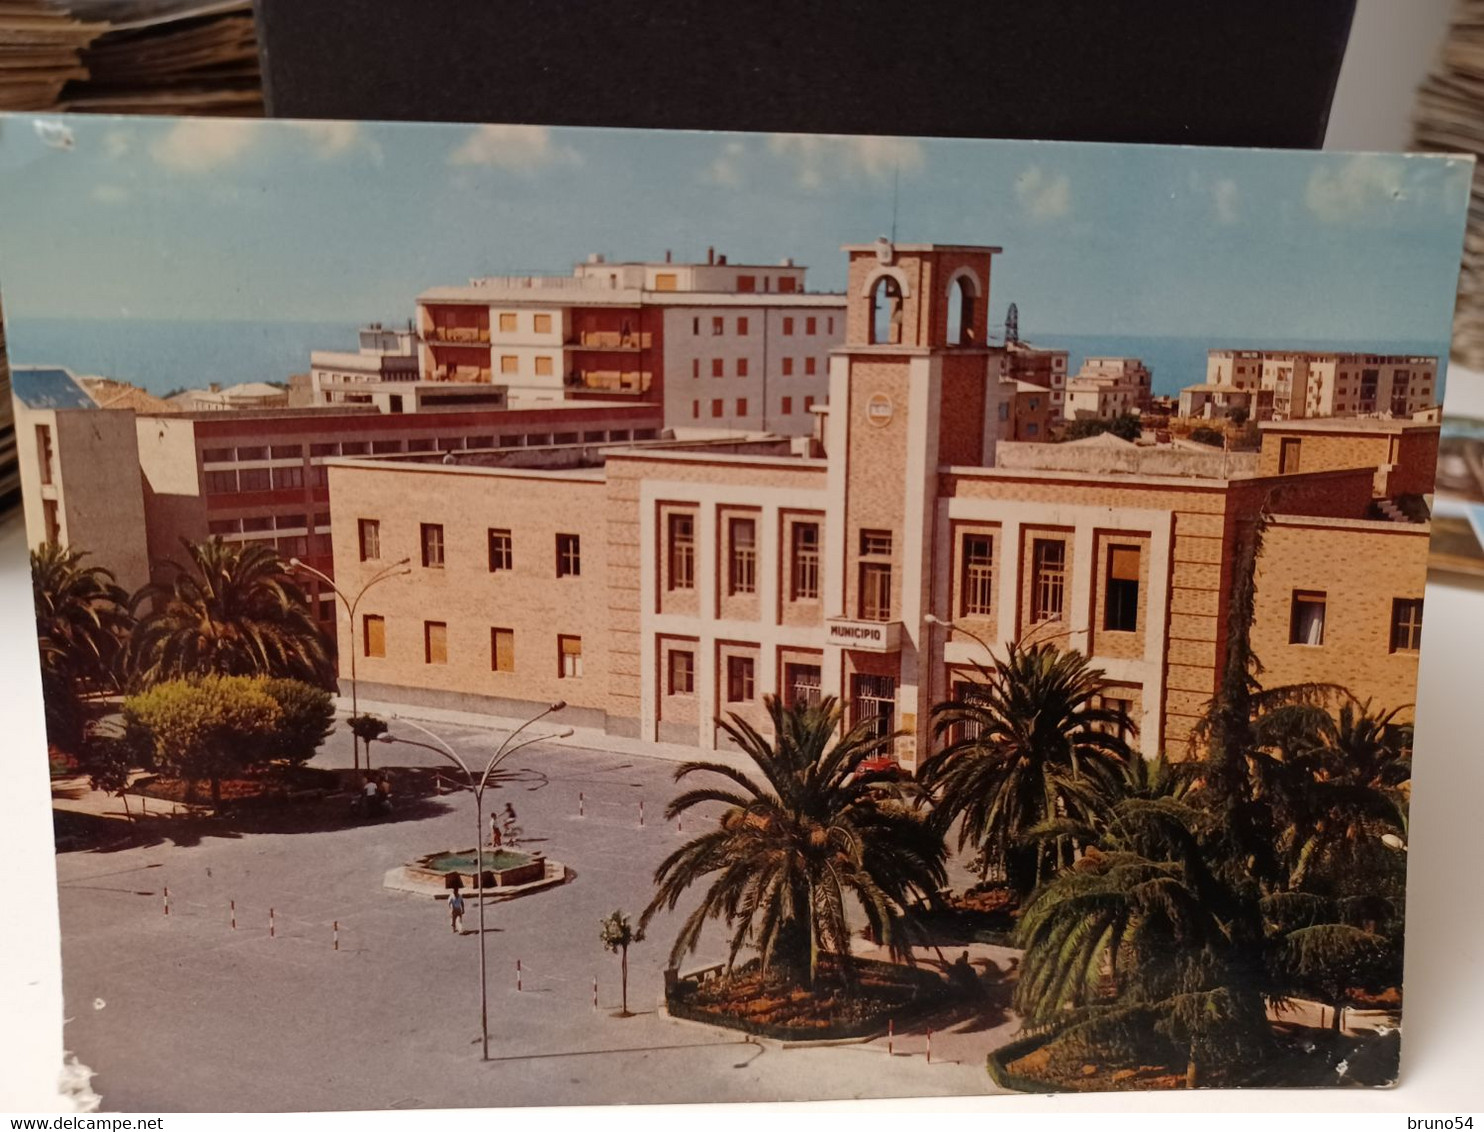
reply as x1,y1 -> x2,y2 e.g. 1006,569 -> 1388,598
489,811 -> 502,849
448,888 -> 465,934
361,775 -> 378,817
376,775 -> 391,815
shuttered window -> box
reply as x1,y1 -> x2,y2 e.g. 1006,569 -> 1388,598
363,615 -> 386,658
492,628 -> 515,672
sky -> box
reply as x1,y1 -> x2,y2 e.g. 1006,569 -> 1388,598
0,114 -> 1472,344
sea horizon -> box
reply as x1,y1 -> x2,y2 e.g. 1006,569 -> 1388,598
2,315 -> 1453,401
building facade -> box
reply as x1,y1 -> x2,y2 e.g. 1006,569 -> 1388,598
329,241 -> 1431,766
1064,356 -> 1153,421
415,250 -> 845,435
1200,349 -> 1438,420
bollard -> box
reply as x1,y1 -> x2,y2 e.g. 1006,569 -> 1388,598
516,958 -> 523,992
579,791 -> 585,818
163,885 -> 169,916
333,921 -> 339,951
230,899 -> 236,931
270,907 -> 276,938
141,795 -> 147,817
592,976 -> 598,1012
926,1029 -> 932,1063
639,799 -> 645,827
677,817 -> 682,834
888,1018 -> 894,1056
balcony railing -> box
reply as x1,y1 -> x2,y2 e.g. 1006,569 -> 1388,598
425,327 -> 491,345
566,332 -> 651,351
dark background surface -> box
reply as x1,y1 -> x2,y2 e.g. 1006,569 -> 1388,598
255,0 -> 1355,148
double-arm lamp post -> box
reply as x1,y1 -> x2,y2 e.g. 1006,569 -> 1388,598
289,556 -> 411,773
378,703 -> 568,1061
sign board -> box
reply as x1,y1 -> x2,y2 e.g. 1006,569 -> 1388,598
825,619 -> 901,652
866,393 -> 894,427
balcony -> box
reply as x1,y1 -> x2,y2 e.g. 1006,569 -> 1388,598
565,331 -> 651,351
424,327 -> 491,346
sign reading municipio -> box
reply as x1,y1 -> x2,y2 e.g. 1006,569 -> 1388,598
825,618 -> 901,652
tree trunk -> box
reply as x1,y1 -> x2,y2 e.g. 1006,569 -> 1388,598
1185,1058 -> 1199,1089
1330,1002 -> 1343,1034
620,946 -> 629,1015
119,791 -> 132,822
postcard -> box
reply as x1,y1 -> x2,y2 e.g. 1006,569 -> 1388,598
0,114 -> 1468,1109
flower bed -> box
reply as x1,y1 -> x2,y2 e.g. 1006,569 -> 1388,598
134,765 -> 339,807
667,956 -> 949,1041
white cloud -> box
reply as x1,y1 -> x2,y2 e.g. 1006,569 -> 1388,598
102,130 -> 131,160
90,184 -> 130,205
149,119 -> 258,173
704,141 -> 746,188
766,134 -> 924,191
448,125 -> 581,171
1015,166 -> 1071,220
1213,178 -> 1239,224
1305,155 -> 1408,223
290,121 -> 363,156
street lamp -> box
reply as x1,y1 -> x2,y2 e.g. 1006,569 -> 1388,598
922,612 -> 997,657
289,556 -> 411,773
378,703 -> 568,1061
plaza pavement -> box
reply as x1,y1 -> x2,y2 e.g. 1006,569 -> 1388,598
52,714 -> 1020,1111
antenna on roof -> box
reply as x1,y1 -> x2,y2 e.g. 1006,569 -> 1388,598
890,165 -> 900,245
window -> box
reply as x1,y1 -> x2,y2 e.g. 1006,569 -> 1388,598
421,523 -> 445,568
791,522 -> 820,600
237,468 -> 269,492
341,442 -> 368,457
35,425 -> 53,485
654,273 -> 678,292
961,534 -> 994,617
729,518 -> 757,595
1031,539 -> 1066,623
1290,591 -> 1326,646
500,355 -> 518,375
668,513 -> 695,590
737,398 -> 748,416
42,498 -> 59,544
782,396 -> 793,415
1100,696 -> 1135,742
1026,423 -> 1039,437
806,316 -> 817,335
805,357 -> 817,376
778,276 -> 798,294
785,663 -> 822,708
205,470 -> 237,494
488,528 -> 513,571
202,446 -> 232,463
783,317 -> 795,336
1390,597 -> 1423,652
1104,546 -> 1141,632
363,615 -> 386,658
711,399 -> 723,418
534,356 -> 553,377
424,621 -> 447,664
869,276 -> 904,345
828,317 -> 835,334
737,317 -> 750,334
711,359 -> 724,378
499,312 -> 517,332
559,635 -> 583,677
533,313 -> 552,334
1279,437 -> 1302,474
557,533 -> 581,577
737,276 -> 756,293
237,446 -> 267,461
271,444 -> 302,459
947,274 -> 978,345
782,357 -> 794,376
310,442 -> 339,458
737,358 -> 749,377
712,317 -> 724,336
371,439 -> 404,455
804,396 -> 815,411
852,673 -> 896,740
272,465 -> 304,490
668,650 -> 695,695
358,519 -> 381,561
492,627 -> 515,672
692,359 -> 700,378
726,655 -> 755,702
859,529 -> 893,622
692,400 -> 700,419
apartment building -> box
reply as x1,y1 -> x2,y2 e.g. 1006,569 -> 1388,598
1064,356 -> 1153,421
329,240 -> 1430,766
415,250 -> 846,436
1198,349 -> 1438,420
308,323 -> 420,405
1003,338 -> 1070,416
13,367 -> 150,591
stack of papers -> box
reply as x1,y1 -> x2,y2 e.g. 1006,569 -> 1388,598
0,1 -> 103,111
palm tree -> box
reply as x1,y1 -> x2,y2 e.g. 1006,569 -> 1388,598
920,641 -> 1133,900
128,538 -> 333,689
31,544 -> 131,750
639,695 -> 947,989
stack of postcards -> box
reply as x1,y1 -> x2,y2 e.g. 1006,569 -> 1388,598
60,0 -> 261,116
0,0 -> 102,111
1413,0 -> 1484,367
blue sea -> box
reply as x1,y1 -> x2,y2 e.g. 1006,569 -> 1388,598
0,317 -> 1453,400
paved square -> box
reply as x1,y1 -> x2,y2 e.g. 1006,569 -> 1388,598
54,721 -> 1017,1111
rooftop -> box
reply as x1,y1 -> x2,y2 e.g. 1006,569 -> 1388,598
1258,417 -> 1441,435
12,367 -> 96,410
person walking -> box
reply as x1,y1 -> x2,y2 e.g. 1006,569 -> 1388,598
448,888 -> 466,934
489,811 -> 502,849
